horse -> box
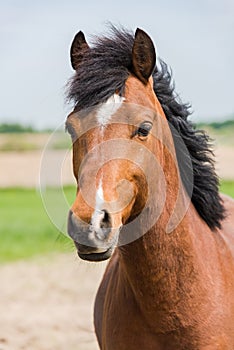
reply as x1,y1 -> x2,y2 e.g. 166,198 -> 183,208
66,26 -> 234,349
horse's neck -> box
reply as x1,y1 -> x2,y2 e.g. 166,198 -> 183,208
119,202 -> 202,292
118,202 -> 215,334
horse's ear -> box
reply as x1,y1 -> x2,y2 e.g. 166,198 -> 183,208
132,28 -> 156,84
70,31 -> 89,70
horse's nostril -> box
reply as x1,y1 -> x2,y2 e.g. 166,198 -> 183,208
100,210 -> 111,228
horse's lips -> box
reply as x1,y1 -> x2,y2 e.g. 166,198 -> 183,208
77,246 -> 113,262
74,240 -> 114,261
76,244 -> 108,254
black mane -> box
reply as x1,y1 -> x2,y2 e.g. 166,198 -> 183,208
67,26 -> 225,230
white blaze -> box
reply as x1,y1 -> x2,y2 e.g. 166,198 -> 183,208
96,181 -> 104,210
91,181 -> 105,233
96,94 -> 124,126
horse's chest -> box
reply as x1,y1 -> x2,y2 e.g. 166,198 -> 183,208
103,306 -> 160,350
96,279 -> 234,350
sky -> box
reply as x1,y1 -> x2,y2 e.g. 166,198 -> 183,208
0,0 -> 234,128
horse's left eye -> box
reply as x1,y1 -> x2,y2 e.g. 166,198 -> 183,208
137,122 -> 152,138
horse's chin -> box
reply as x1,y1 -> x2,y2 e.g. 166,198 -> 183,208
77,246 -> 114,262
77,249 -> 113,262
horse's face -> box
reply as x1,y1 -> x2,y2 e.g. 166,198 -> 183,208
67,29 -> 166,261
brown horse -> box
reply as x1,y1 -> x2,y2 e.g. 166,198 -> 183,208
66,27 -> 234,349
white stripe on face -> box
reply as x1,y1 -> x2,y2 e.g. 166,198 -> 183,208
96,94 -> 124,126
91,181 -> 105,233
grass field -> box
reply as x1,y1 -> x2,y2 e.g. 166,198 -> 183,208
220,180 -> 234,198
0,186 -> 75,262
0,181 -> 234,263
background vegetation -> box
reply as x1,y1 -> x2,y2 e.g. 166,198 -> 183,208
0,187 -> 75,263
0,123 -> 35,133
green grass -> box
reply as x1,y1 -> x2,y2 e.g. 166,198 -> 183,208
0,182 -> 233,263
0,186 -> 75,263
220,180 -> 234,198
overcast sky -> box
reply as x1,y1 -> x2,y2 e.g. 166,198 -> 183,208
1,0 -> 233,128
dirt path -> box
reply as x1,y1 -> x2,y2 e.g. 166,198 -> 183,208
0,151 -> 74,188
0,253 -> 107,350
0,146 -> 233,189
215,145 -> 234,180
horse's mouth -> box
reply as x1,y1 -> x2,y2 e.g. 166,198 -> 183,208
77,246 -> 113,262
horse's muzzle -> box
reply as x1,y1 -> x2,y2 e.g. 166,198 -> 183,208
67,210 -> 120,261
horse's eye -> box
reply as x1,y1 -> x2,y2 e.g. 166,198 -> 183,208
66,123 -> 77,141
137,122 -> 152,138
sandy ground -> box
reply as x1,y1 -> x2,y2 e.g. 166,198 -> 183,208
215,145 -> 234,180
0,150 -> 74,188
0,253 -> 107,350
0,145 -> 233,188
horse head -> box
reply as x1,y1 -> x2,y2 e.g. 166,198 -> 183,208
66,28 -> 173,261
